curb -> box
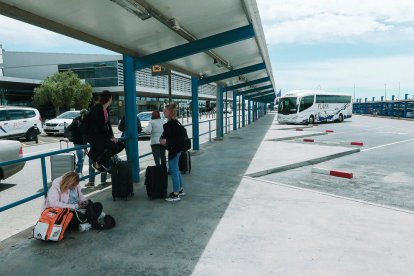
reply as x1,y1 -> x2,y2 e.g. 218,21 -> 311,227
245,148 -> 360,177
266,132 -> 327,142
311,167 -> 353,179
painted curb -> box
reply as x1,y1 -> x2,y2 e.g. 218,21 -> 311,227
245,148 -> 360,177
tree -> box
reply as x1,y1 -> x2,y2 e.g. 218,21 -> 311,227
34,70 -> 92,115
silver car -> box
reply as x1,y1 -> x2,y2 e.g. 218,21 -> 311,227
0,140 -> 25,182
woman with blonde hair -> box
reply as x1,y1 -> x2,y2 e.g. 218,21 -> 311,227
160,103 -> 186,202
44,171 -> 103,229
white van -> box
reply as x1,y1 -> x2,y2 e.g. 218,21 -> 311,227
0,106 -> 43,140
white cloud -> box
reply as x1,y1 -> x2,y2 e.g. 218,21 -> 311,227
0,15 -> 111,53
257,0 -> 414,45
276,55 -> 414,98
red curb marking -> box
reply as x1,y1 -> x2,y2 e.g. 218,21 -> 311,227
296,128 -> 303,131
330,170 -> 353,179
326,130 -> 334,133
303,139 -> 314,142
350,142 -> 364,146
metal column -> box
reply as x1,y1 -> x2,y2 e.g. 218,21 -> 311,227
123,55 -> 139,183
404,94 -> 408,117
248,100 -> 251,124
242,96 -> 245,127
233,93 -> 237,130
216,85 -> 224,138
191,77 -> 199,150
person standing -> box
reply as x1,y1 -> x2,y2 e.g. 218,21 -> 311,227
143,110 -> 166,167
160,103 -> 185,202
87,90 -> 124,171
85,161 -> 108,188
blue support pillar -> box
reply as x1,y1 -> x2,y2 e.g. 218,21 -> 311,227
191,77 -> 199,150
242,96 -> 246,127
233,93 -> 237,130
391,95 -> 395,117
371,97 -> 375,114
380,96 -> 384,115
123,55 -> 139,183
364,98 -> 368,114
404,94 -> 408,117
216,85 -> 224,138
248,100 -> 251,124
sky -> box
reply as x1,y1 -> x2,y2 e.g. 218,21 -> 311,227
1,0 -> 414,99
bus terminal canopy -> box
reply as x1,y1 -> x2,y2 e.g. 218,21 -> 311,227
0,0 -> 275,96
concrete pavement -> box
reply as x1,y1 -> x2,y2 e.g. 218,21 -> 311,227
1,113 -> 413,275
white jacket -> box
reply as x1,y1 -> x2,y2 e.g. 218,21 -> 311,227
143,119 -> 165,145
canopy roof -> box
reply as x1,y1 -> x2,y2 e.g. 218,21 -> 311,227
0,0 -> 276,97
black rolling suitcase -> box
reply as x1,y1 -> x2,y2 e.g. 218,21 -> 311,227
111,161 -> 134,200
145,165 -> 168,200
179,151 -> 191,174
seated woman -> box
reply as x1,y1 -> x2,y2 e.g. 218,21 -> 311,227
44,171 -> 103,229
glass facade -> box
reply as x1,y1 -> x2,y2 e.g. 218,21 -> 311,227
58,61 -> 119,87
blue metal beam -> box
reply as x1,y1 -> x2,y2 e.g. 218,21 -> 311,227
123,55 -> 140,183
224,77 -> 270,92
242,96 -> 246,127
136,24 -> 255,70
233,95 -> 237,130
191,77 -> 199,150
238,85 -> 273,96
248,100 -> 251,124
198,63 -> 266,85
247,91 -> 276,99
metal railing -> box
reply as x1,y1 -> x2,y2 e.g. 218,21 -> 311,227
0,118 -> 220,212
0,108 -> 265,213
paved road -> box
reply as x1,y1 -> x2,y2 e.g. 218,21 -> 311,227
261,115 -> 414,211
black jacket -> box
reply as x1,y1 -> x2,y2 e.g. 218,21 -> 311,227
161,119 -> 185,159
88,104 -> 113,141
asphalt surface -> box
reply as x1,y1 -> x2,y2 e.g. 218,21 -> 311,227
260,115 -> 414,211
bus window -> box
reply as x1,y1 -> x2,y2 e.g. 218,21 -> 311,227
278,97 -> 297,115
299,96 -> 314,112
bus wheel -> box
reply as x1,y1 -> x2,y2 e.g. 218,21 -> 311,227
308,115 -> 315,124
338,113 -> 344,122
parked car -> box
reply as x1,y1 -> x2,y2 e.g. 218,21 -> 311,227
0,140 -> 25,182
0,106 -> 43,140
44,111 -> 80,136
138,111 -> 166,138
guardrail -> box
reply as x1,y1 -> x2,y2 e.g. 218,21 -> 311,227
0,118 -> 224,213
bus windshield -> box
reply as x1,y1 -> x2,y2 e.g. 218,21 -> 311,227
278,97 -> 298,115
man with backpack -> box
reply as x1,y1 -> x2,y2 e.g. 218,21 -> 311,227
118,115 -> 142,137
64,109 -> 88,175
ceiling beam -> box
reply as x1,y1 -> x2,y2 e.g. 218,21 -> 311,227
224,76 -> 270,91
136,24 -> 255,70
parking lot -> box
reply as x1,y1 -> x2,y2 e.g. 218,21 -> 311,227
260,115 -> 414,211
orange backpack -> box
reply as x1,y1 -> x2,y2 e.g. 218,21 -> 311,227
33,208 -> 73,241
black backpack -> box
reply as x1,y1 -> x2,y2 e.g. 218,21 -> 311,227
79,111 -> 91,141
177,121 -> 191,151
64,118 -> 78,142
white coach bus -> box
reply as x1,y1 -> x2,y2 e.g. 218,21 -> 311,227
277,90 -> 353,124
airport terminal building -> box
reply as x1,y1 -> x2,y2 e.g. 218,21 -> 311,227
0,44 -> 218,121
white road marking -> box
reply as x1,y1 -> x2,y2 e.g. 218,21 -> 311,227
361,138 -> 414,152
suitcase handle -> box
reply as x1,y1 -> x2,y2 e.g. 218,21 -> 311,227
59,139 -> 69,149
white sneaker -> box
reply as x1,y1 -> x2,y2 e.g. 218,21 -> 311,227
78,223 -> 92,232
97,212 -> 106,224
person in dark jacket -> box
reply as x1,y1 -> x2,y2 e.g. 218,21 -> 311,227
88,90 -> 124,172
160,102 -> 185,202
65,109 -> 88,175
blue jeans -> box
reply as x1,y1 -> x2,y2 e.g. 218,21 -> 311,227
75,146 -> 84,174
88,157 -> 107,183
168,152 -> 183,193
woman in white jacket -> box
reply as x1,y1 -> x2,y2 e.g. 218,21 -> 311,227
143,110 -> 166,166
